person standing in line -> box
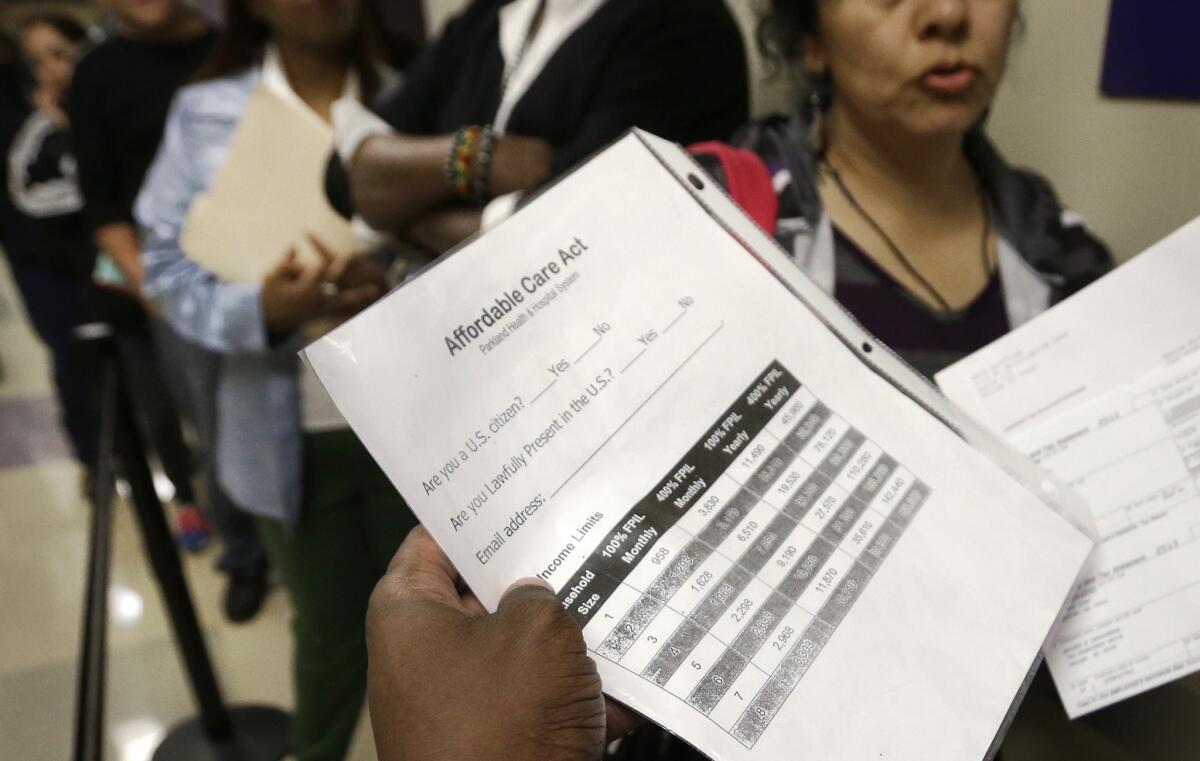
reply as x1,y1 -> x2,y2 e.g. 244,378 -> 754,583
695,2 -> 1123,758
136,1 -> 417,757
68,0 -> 271,620
325,0 -> 749,259
698,0 -> 1111,379
3,16 -> 99,485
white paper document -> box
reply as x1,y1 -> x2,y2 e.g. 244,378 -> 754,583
936,217 -> 1200,437
304,132 -> 1091,760
937,217 -> 1200,716
1012,355 -> 1200,717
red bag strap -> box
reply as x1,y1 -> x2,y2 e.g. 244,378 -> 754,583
688,141 -> 779,235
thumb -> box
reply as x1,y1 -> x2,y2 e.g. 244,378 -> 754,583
497,577 -> 557,613
496,578 -> 584,651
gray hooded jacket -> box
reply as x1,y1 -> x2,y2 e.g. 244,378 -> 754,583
698,111 -> 1113,330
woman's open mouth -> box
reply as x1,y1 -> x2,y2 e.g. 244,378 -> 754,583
921,63 -> 976,96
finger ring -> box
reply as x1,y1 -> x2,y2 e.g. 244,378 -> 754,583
321,282 -> 340,298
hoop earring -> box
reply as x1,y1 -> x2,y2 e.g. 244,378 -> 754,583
806,74 -> 831,156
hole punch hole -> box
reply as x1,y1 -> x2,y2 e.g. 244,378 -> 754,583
861,342 -> 873,354
687,173 -> 705,191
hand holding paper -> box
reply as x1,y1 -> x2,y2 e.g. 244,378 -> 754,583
307,233 -> 385,319
367,526 -> 641,761
305,131 -> 1092,761
260,234 -> 382,332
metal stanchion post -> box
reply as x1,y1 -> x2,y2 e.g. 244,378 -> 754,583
77,324 -> 290,761
74,356 -> 117,761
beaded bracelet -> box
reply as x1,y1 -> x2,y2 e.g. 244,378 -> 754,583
472,124 -> 496,203
444,126 -> 482,198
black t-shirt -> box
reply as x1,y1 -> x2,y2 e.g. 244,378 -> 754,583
328,0 -> 749,217
67,30 -> 215,232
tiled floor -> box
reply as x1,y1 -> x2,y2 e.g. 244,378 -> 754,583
0,256 -> 377,761
3,249 -> 1200,761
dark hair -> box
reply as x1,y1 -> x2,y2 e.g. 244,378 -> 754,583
193,0 -> 383,101
21,13 -> 89,46
757,0 -> 818,68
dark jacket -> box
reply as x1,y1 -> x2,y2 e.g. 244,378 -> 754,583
5,109 -> 94,279
701,111 -> 1113,307
327,0 -> 749,219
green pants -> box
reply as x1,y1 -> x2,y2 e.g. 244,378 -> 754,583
257,429 -> 418,761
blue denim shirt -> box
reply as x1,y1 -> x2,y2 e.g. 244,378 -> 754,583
135,68 -> 304,523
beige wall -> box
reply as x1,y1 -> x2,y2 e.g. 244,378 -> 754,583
424,0 -> 467,37
988,0 -> 1200,261
728,0 -> 797,119
423,0 -> 1199,261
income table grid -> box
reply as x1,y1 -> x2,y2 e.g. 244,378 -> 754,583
556,361 -> 931,748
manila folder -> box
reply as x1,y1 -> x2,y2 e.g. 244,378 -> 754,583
179,85 -> 354,283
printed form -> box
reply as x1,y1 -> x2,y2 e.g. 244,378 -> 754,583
1013,356 -> 1200,716
305,132 -> 1091,760
937,217 -> 1200,438
938,217 -> 1200,716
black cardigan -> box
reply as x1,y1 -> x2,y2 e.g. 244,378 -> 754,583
327,0 -> 748,218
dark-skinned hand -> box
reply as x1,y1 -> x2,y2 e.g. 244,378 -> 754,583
260,234 -> 383,332
366,526 -> 642,761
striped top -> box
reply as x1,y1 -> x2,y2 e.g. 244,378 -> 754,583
832,227 -> 1010,379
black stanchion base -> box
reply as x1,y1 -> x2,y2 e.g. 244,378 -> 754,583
153,706 -> 290,761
